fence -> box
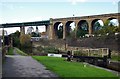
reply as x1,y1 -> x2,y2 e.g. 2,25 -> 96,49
67,46 -> 109,57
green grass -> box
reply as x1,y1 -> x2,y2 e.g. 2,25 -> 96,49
7,47 -> 14,55
33,56 -> 118,78
111,55 -> 120,61
15,47 -> 28,56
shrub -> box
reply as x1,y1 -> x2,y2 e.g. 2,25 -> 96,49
43,46 -> 59,53
20,34 -> 32,54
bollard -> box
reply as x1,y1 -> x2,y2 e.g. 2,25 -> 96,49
67,51 -> 71,61
103,56 -> 107,67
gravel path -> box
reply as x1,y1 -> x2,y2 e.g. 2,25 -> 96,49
2,55 -> 58,78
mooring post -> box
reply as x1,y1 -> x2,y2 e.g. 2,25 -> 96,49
103,56 -> 107,67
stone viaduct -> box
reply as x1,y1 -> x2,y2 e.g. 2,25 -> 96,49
0,13 -> 119,40
49,13 -> 119,39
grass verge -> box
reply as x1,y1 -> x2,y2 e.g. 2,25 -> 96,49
7,47 -> 14,55
32,56 -> 119,78
15,47 -> 27,56
111,55 -> 120,61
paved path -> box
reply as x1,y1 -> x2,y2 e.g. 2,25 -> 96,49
2,55 -> 58,78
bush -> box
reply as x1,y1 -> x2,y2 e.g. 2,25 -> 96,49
43,46 -> 59,53
36,46 -> 44,52
9,31 -> 21,48
31,46 -> 65,56
20,34 -> 32,54
20,34 -> 31,45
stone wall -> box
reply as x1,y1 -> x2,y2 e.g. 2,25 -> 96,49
33,34 -> 120,55
68,34 -> 120,52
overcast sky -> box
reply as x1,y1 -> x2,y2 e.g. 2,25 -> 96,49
0,0 -> 119,34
